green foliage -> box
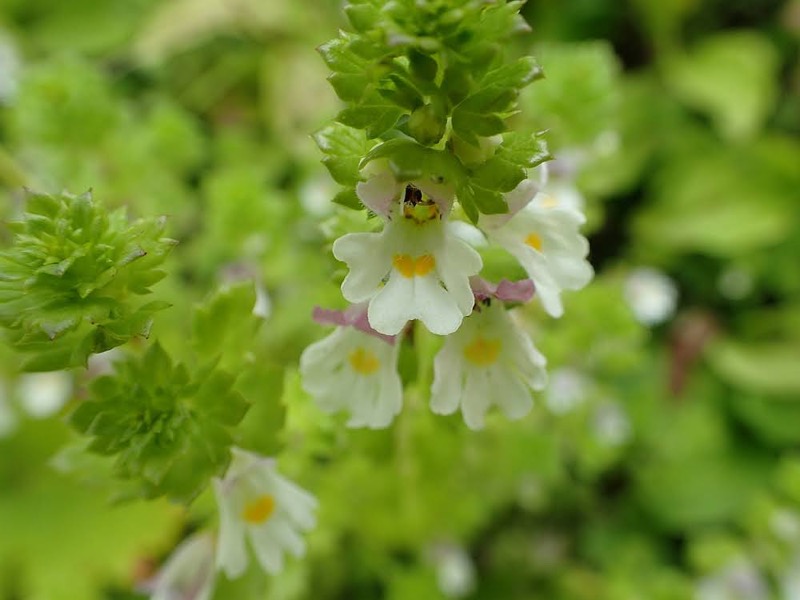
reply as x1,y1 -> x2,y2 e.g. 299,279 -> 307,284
70,342 -> 249,502
316,0 -> 549,221
0,190 -> 175,371
1,1 -> 799,599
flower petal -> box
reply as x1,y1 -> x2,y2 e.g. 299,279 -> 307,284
333,232 -> 389,303
213,479 -> 249,579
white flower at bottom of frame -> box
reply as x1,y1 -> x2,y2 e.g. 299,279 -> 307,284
333,213 -> 482,336
430,303 -> 547,430
149,532 -> 216,600
213,448 -> 317,579
299,326 -> 402,429
483,186 -> 593,318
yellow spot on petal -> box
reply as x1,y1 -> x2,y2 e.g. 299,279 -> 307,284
242,494 -> 275,524
414,254 -> 436,277
393,254 -> 416,278
541,194 -> 558,208
348,347 -> 381,375
525,233 -> 543,252
464,337 -> 501,367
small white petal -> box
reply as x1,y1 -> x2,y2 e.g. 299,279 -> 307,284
430,345 -> 463,416
490,366 -> 533,420
356,170 -> 400,216
248,524 -> 284,575
461,370 -> 492,430
368,274 -> 415,336
333,233 -> 389,303
213,479 -> 249,579
414,274 -> 465,335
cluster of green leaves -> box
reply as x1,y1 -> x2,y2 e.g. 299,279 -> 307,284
315,0 -> 551,221
70,342 -> 248,502
0,191 -> 175,372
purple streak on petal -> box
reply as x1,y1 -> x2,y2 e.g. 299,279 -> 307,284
312,305 -> 396,345
469,277 -> 535,304
495,279 -> 535,303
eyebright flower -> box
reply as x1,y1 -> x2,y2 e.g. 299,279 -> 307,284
430,301 -> 547,430
213,448 -> 317,578
147,532 -> 216,600
333,180 -> 482,336
299,305 -> 402,429
482,180 -> 593,318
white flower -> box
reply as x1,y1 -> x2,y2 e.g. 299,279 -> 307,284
431,544 -> 476,599
483,180 -> 593,318
213,448 -> 317,579
430,302 -> 547,429
623,267 -> 678,326
148,533 -> 216,600
333,186 -> 482,336
695,558 -> 768,600
16,371 -> 72,418
300,314 -> 402,429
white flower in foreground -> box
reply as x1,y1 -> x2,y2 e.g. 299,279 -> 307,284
431,302 -> 547,429
213,448 -> 317,579
483,180 -> 593,318
333,186 -> 482,336
148,533 -> 216,600
300,306 -> 402,428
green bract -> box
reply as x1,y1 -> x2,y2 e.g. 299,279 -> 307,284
0,190 -> 176,371
315,0 -> 550,222
70,342 -> 249,502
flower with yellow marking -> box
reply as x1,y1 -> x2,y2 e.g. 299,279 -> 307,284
334,206 -> 481,336
431,303 -> 547,430
300,322 -> 403,429
482,180 -> 593,318
214,448 -> 317,578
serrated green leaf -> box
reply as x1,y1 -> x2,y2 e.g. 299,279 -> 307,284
332,188 -> 362,210
313,123 -> 370,186
337,100 -> 404,138
480,56 -> 543,90
470,156 -> 526,192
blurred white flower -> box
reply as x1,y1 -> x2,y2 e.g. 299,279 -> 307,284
300,307 -> 402,429
431,303 -> 547,430
148,532 -> 216,600
431,544 -> 476,599
623,267 -> 678,326
483,182 -> 593,318
16,371 -> 72,418
695,558 -> 768,600
213,448 -> 317,579
592,401 -> 631,447
781,553 -> 800,600
717,267 -> 753,301
545,368 -> 589,415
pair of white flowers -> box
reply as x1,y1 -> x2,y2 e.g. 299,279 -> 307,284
300,159 -> 592,430
149,448 -> 317,600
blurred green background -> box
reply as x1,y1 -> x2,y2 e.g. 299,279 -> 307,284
1,0 -> 799,598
